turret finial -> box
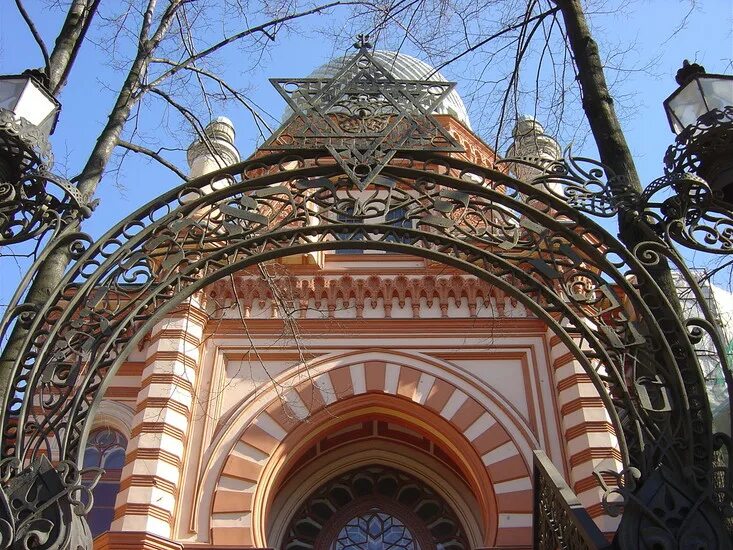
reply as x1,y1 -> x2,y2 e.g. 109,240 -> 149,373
354,34 -> 373,50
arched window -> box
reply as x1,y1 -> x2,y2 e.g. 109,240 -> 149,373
282,466 -> 468,550
336,208 -> 364,254
83,428 -> 128,538
326,501 -> 426,550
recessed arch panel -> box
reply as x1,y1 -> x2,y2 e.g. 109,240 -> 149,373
201,348 -> 563,547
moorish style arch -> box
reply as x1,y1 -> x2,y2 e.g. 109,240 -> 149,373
0,41 -> 729,549
198,349 -> 549,546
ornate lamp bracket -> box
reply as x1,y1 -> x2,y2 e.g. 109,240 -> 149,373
638,108 -> 733,254
0,110 -> 96,246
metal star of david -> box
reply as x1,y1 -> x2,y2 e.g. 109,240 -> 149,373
261,37 -> 464,190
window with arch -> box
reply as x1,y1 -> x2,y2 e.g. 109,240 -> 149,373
335,207 -> 364,254
82,428 -> 128,538
282,465 -> 469,550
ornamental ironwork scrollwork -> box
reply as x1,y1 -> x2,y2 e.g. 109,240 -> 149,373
664,107 -> 733,181
0,456 -> 101,550
0,170 -> 95,245
0,110 -> 52,172
0,109 -> 96,246
642,171 -> 733,253
0,149 -> 714,503
533,450 -> 611,550
634,106 -> 733,254
499,148 -> 634,218
0,36 -> 731,548
0,148 -> 729,546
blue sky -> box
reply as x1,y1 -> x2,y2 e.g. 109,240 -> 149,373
0,0 -> 731,274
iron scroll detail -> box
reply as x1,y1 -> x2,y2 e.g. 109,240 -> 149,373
0,36 -> 731,549
0,456 -> 101,550
1,148 -> 729,545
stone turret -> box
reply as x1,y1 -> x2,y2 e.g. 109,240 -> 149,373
506,116 -> 562,193
187,117 -> 240,178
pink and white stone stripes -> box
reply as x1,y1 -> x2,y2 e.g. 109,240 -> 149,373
210,360 -> 534,547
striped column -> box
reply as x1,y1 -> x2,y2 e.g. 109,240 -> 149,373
111,299 -> 206,538
549,335 -> 622,534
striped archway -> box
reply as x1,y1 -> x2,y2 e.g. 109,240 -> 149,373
198,348 -> 623,547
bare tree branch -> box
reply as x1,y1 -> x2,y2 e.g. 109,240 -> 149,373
147,1 -> 355,88
151,59 -> 275,137
147,86 -> 223,164
117,139 -> 189,180
427,5 -> 558,79
13,0 -> 50,72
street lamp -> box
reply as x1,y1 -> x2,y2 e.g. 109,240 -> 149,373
663,60 -> 733,203
639,62 -> 733,253
0,70 -> 59,180
0,70 -> 92,245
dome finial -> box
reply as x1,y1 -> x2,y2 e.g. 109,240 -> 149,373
354,34 -> 373,50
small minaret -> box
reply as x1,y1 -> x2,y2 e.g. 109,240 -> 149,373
187,116 -> 240,178
506,116 -> 562,192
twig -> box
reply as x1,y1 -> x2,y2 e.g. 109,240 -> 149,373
151,59 -> 275,137
147,86 -> 221,165
14,0 -> 50,72
426,6 -> 559,79
147,1 -> 355,88
116,139 -> 189,180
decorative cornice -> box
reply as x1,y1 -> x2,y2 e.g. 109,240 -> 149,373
206,273 -> 537,320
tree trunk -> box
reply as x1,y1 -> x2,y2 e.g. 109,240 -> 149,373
0,3 -> 159,403
47,0 -> 100,94
554,1 -> 729,546
554,0 -> 681,311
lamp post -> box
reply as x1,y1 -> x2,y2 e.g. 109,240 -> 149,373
639,62 -> 733,254
0,70 -> 93,246
663,61 -> 733,202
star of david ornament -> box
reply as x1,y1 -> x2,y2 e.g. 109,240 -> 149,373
261,36 -> 465,190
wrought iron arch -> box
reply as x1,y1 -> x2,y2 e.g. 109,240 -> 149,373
1,37 -> 730,549
0,149 -> 730,545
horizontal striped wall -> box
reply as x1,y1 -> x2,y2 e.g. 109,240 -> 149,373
549,335 -> 622,534
112,301 -> 207,538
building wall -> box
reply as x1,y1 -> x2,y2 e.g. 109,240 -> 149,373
89,100 -> 623,549
90,253 -> 620,549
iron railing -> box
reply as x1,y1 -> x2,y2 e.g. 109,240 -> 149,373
533,450 -> 612,550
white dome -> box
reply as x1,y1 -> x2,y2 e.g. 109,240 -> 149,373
284,50 -> 472,129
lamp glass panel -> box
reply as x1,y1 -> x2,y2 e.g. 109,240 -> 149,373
699,77 -> 733,112
667,80 -> 705,133
0,78 -> 27,112
16,81 -> 57,129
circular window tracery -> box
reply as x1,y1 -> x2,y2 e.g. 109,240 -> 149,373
333,509 -> 418,550
281,466 -> 469,550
